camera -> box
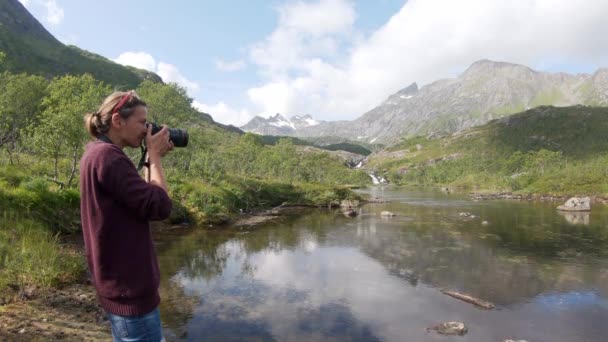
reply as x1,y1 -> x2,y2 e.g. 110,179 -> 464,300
148,123 -> 189,148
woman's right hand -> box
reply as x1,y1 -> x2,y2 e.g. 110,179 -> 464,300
145,124 -> 174,160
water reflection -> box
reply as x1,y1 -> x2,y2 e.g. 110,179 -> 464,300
154,187 -> 608,342
557,210 -> 590,225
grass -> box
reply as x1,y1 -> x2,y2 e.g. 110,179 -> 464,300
0,214 -> 85,298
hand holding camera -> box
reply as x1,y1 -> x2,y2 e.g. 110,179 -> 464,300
146,124 -> 173,159
145,122 -> 189,159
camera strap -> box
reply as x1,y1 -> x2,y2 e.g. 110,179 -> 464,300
136,143 -> 149,171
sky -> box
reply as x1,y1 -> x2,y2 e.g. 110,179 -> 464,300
18,0 -> 608,126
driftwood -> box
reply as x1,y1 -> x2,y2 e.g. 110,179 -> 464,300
441,290 -> 495,310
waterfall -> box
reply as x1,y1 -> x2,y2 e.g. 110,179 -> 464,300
369,173 -> 388,184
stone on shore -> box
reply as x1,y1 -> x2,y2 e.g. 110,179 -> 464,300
557,197 -> 591,211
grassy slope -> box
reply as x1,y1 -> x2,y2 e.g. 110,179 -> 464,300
367,105 -> 608,196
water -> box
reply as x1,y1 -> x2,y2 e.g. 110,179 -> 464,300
155,187 -> 608,341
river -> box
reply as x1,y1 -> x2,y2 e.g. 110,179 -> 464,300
154,187 -> 608,341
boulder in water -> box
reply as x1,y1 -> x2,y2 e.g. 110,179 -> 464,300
557,197 -> 591,211
342,209 -> 358,217
427,322 -> 468,336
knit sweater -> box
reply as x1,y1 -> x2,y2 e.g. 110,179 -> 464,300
79,140 -> 172,316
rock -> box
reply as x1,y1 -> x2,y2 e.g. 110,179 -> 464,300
342,209 -> 358,217
427,322 -> 468,336
380,211 -> 396,217
459,212 -> 472,217
557,197 -> 591,211
340,200 -> 360,209
482,220 -> 489,225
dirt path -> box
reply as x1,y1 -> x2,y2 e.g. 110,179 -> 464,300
0,283 -> 110,341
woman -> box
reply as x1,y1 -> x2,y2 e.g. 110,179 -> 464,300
80,91 -> 173,341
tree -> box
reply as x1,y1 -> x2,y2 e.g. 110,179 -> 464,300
0,73 -> 48,163
529,149 -> 563,176
30,74 -> 110,187
136,81 -> 194,126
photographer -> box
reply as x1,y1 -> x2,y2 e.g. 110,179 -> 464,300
80,91 -> 173,341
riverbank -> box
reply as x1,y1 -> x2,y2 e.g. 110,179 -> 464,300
468,190 -> 608,204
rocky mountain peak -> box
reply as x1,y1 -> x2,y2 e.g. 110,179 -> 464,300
397,82 -> 419,96
463,59 -> 536,78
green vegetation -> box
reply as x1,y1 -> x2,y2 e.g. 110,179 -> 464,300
0,215 -> 85,299
260,135 -> 372,156
368,106 -> 608,196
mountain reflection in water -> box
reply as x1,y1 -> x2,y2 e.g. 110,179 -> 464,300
154,187 -> 608,342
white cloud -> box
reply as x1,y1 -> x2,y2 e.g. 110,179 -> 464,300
18,0 -> 64,26
114,52 -> 157,72
157,62 -> 200,93
192,100 -> 252,126
43,0 -> 64,25
250,0 -> 355,77
277,0 -> 356,37
214,59 -> 246,72
113,52 -> 200,94
246,0 -> 608,121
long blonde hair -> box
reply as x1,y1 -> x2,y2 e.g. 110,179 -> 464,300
84,91 -> 147,138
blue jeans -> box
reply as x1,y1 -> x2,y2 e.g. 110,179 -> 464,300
107,307 -> 165,342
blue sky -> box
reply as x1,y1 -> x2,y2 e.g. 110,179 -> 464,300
19,0 -> 608,126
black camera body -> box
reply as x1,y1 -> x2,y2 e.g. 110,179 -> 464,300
148,123 -> 189,147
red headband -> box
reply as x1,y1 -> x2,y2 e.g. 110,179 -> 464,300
112,92 -> 133,114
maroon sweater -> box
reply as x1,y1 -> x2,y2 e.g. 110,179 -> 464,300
79,140 -> 172,316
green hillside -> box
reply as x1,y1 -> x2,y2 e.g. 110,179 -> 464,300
260,135 -> 372,156
0,0 -> 161,88
367,105 -> 608,196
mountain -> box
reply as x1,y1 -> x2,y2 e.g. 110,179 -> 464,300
244,59 -> 608,145
0,0 -> 161,88
241,113 -> 323,135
